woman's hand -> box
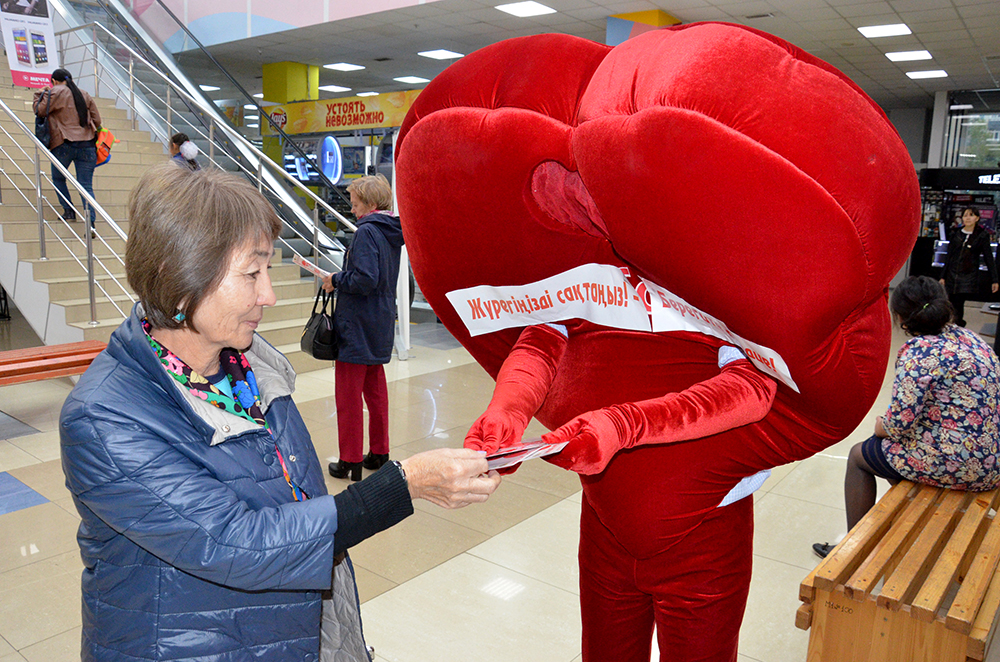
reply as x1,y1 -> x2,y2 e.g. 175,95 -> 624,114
321,273 -> 335,293
401,448 -> 501,509
939,278 -> 946,288
992,283 -> 998,294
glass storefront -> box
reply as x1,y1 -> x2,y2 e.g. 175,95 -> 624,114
942,89 -> 1000,168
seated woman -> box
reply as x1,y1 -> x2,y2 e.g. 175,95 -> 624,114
60,162 -> 501,661
814,275 -> 1000,558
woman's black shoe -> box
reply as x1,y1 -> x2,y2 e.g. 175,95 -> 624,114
362,452 -> 389,470
328,460 -> 362,481
812,542 -> 835,559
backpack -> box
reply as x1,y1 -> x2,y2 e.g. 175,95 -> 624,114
95,128 -> 118,166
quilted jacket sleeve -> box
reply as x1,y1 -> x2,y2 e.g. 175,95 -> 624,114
61,401 -> 340,593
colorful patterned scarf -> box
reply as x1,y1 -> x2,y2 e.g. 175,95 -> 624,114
141,318 -> 309,501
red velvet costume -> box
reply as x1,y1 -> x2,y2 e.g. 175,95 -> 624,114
395,23 -> 920,661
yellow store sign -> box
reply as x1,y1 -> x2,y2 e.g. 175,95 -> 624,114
264,90 -> 421,135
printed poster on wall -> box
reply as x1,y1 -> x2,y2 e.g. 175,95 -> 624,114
1,0 -> 59,88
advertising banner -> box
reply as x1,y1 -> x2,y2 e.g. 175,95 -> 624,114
2,0 -> 58,88
264,90 -> 421,135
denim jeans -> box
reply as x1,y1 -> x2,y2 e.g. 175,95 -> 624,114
51,140 -> 97,226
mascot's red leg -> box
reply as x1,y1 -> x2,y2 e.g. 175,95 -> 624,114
580,496 -> 753,662
579,494 -> 655,662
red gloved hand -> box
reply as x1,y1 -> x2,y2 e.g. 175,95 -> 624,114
465,325 -> 568,473
544,352 -> 777,475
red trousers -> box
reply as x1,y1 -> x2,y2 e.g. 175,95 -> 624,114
335,361 -> 390,463
579,494 -> 754,662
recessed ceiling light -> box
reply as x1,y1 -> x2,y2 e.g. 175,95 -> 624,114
324,62 -> 365,72
246,124 -> 259,128
319,85 -> 352,92
886,50 -> 931,62
245,115 -> 259,121
495,1 -> 556,18
243,104 -> 256,109
858,23 -> 911,38
253,93 -> 263,98
357,92 -> 379,97
959,153 -> 977,158
199,85 -> 220,91
394,76 -> 430,84
950,104 -> 974,110
906,70 -> 948,79
418,49 -> 464,60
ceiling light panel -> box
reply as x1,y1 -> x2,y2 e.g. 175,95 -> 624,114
418,49 -> 464,60
394,76 -> 430,84
198,85 -> 220,91
495,1 -> 556,18
324,62 -> 365,71
319,85 -> 352,92
357,92 -> 379,97
858,24 -> 912,38
906,70 -> 948,79
886,50 -> 932,62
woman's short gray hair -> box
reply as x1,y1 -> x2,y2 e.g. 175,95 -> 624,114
125,162 -> 281,331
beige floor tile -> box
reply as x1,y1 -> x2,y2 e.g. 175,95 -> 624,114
295,396 -> 338,425
361,553 -> 581,662
413,479 -> 562,536
291,373 -> 335,405
468,498 -> 581,595
349,510 -> 489,585
7,460 -> 70,502
753,493 -> 845,571
503,456 -> 583,499
6,430 -> 61,463
51,498 -> 81,521
18,627 -> 80,662
0,442 -> 38,473
738,655 -> 762,662
352,563 -> 398,604
0,565 -> 82,649
0,653 -> 26,662
0,636 -> 14,656
738,556 -> 811,662
0,503 -> 80,574
0,551 -> 82,594
768,454 -> 846,511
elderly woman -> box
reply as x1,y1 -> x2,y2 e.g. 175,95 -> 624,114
322,175 -> 402,480
60,163 -> 500,661
814,276 -> 1000,558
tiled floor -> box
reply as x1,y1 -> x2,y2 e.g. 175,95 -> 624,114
1,300 -> 995,662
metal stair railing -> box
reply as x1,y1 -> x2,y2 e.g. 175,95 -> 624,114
0,96 -> 134,324
53,20 -> 358,271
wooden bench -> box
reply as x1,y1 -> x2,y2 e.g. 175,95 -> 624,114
797,480 -> 1000,662
0,340 -> 107,386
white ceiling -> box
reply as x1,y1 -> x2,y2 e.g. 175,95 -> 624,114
177,0 -> 1000,111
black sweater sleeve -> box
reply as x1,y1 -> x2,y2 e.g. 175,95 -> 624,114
332,462 -> 413,555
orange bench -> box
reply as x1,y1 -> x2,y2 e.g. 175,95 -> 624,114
797,480 -> 1000,662
0,340 -> 107,386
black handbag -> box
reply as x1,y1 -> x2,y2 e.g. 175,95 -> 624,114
301,288 -> 338,360
35,88 -> 51,148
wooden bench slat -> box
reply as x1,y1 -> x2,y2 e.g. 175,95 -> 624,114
946,511 -> 1000,635
842,485 -> 941,601
876,489 -> 970,612
0,353 -> 102,376
911,490 -> 1000,623
812,481 -> 916,594
0,364 -> 99,386
967,563 -> 1000,661
0,340 -> 105,365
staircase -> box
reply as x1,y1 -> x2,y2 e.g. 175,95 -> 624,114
0,68 -> 330,374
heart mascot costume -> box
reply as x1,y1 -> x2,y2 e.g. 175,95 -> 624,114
394,22 -> 920,662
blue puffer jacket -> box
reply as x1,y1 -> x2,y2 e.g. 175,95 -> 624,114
332,212 -> 404,365
60,306 -> 370,662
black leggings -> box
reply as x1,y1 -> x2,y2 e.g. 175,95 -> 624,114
948,291 -> 969,327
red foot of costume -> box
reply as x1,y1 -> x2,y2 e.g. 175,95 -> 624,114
395,23 -> 920,661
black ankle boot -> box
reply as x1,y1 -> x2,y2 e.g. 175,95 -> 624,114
328,460 -> 362,481
362,452 -> 390,470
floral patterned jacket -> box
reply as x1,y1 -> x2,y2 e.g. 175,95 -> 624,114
881,324 -> 1000,490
